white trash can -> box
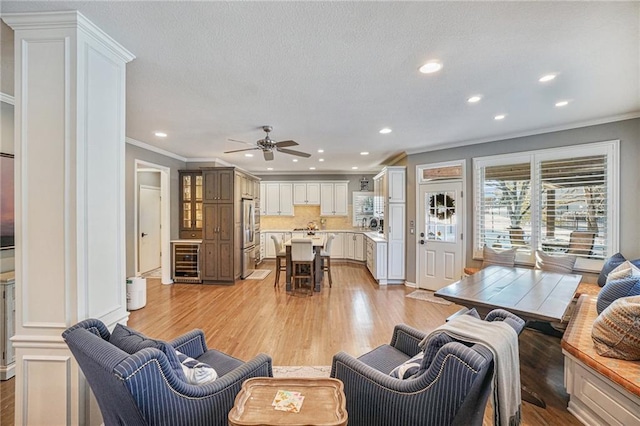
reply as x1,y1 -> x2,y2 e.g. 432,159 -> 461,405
126,277 -> 147,310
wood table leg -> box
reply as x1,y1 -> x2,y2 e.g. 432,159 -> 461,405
522,385 -> 546,408
314,249 -> 322,292
285,246 -> 292,292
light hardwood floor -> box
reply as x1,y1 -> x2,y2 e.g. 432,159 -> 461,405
0,261 -> 580,425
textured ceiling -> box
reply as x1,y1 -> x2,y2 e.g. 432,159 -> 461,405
1,1 -> 639,173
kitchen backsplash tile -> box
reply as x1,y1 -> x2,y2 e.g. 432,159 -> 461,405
261,205 -> 352,230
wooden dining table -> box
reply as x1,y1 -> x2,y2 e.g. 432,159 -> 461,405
283,236 -> 326,292
435,265 -> 583,409
435,265 -> 582,323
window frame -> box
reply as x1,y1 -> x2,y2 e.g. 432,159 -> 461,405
473,140 -> 619,273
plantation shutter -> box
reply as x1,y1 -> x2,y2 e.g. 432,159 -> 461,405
476,162 -> 531,251
538,155 -> 607,259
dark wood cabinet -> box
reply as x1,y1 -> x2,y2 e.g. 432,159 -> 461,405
201,203 -> 234,282
179,171 -> 203,239
203,168 -> 234,203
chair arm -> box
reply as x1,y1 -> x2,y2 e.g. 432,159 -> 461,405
331,343 -> 491,426
117,351 -> 273,426
485,309 -> 526,334
169,329 -> 208,358
389,324 -> 427,357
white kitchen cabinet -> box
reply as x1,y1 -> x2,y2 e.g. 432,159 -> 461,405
365,234 -> 388,283
344,232 -> 365,261
327,232 -> 344,258
293,183 -> 320,205
387,203 -> 405,280
373,166 -> 406,283
264,183 -> 293,216
320,182 -> 348,216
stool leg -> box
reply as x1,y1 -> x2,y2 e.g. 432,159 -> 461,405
327,257 -> 332,287
274,258 -> 280,287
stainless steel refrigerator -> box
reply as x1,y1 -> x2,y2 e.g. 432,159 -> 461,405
241,199 -> 256,279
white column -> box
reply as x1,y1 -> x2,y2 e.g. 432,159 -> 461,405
3,11 -> 134,425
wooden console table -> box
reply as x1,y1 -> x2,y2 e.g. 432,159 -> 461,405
228,377 -> 347,426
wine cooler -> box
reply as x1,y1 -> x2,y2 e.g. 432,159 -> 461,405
172,241 -> 202,283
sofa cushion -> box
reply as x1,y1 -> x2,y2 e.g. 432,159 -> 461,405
175,351 -> 218,385
592,295 -> 640,360
482,246 -> 517,269
109,324 -> 185,380
597,275 -> 640,314
196,348 -> 245,377
598,253 -> 640,287
390,352 -> 424,380
535,250 -> 576,274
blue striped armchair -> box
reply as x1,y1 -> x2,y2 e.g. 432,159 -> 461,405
330,310 -> 524,426
62,319 -> 272,426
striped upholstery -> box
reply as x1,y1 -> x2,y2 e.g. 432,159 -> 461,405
62,319 -> 273,426
330,311 -> 524,426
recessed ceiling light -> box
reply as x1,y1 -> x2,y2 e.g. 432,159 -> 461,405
352,166 -> 358,170
494,114 -> 506,120
309,167 -> 316,170
293,159 -> 298,162
267,167 -> 273,171
244,153 -> 253,157
555,100 -> 569,107
539,74 -> 556,83
319,158 -> 324,162
419,61 -> 443,74
317,149 -> 324,153
360,152 -> 369,156
467,95 -> 482,103
379,127 -> 392,134
154,132 -> 167,138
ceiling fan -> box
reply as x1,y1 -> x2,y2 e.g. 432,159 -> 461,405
224,126 -> 311,161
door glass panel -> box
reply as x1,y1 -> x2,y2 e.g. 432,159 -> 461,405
183,203 -> 191,228
195,203 -> 203,229
183,175 -> 191,201
425,191 -> 457,242
195,175 -> 203,200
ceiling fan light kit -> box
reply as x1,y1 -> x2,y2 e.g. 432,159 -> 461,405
224,126 -> 311,161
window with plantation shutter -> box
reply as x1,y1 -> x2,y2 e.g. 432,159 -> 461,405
474,141 -> 619,272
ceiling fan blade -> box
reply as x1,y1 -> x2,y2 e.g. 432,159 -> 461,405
277,147 -> 311,158
224,147 -> 260,154
275,140 -> 298,148
263,150 -> 274,161
227,138 -> 254,146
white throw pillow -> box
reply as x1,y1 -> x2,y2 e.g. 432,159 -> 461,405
606,260 -> 640,284
175,350 -> 218,385
535,250 -> 576,274
482,246 -> 517,269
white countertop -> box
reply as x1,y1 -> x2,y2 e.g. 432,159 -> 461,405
171,239 -> 203,243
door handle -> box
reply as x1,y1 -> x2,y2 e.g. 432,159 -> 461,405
141,232 -> 148,237
420,240 -> 425,245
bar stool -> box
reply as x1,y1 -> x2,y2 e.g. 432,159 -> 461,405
321,233 -> 335,287
290,238 -> 315,294
271,235 -> 286,287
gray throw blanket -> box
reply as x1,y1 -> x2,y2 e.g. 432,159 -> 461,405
419,315 -> 521,426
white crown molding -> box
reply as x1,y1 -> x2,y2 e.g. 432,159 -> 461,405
1,10 -> 135,62
0,93 -> 15,105
405,112 -> 640,156
126,137 -> 187,162
186,157 -> 236,167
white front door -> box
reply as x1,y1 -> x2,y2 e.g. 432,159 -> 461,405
139,185 -> 161,273
418,181 -> 463,291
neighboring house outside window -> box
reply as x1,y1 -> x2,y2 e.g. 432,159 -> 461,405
473,140 -> 619,272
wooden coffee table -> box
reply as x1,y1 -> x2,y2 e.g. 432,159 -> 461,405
228,377 -> 347,426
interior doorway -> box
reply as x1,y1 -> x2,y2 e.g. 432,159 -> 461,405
135,160 -> 172,284
139,185 -> 161,273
